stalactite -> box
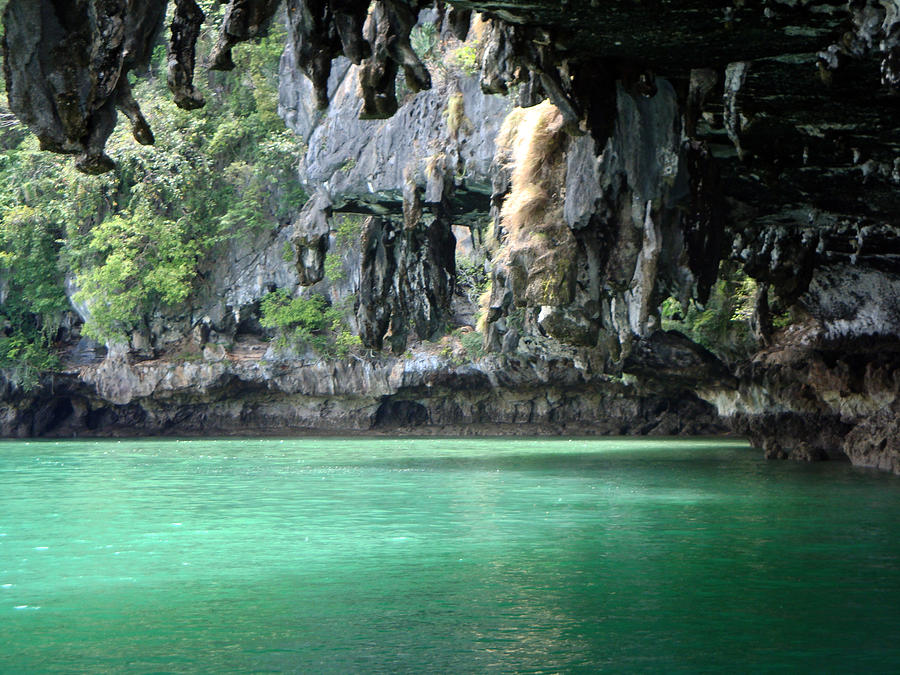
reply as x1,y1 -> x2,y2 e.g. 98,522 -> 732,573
168,0 -> 206,109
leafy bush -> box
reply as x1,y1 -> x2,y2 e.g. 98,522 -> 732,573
260,291 -> 327,335
260,290 -> 360,358
0,205 -> 67,386
324,253 -> 347,282
74,214 -> 204,341
323,215 -> 364,283
450,44 -> 479,76
334,330 -> 362,357
410,23 -> 438,63
332,214 -> 365,250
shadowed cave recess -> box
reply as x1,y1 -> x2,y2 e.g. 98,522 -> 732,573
2,0 -> 900,473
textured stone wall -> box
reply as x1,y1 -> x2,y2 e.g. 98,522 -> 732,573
3,1 -> 900,471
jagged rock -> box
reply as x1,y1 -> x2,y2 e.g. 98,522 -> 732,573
478,17 -> 519,96
623,330 -> 735,388
282,0 -> 343,108
358,0 -> 431,119
188,221 -> 301,339
291,191 -> 332,285
356,214 -> 455,352
789,441 -> 828,463
4,0 -> 900,473
705,326 -> 900,470
0,346 -> 726,437
444,6 -> 471,41
281,52 -> 510,218
168,0 -> 206,109
843,405 -> 900,475
210,0 -> 282,71
536,307 -> 596,347
356,216 -> 399,350
763,437 -> 787,461
801,264 -> 900,342
2,0 -> 166,173
483,79 -> 715,361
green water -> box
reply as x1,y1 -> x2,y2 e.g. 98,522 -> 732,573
1,437 -> 899,673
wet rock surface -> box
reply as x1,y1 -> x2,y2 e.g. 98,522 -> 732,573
0,349 -> 724,438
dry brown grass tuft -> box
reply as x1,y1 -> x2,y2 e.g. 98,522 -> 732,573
498,101 -> 566,243
492,101 -> 576,306
476,286 -> 492,334
471,13 -> 490,42
444,92 -> 472,139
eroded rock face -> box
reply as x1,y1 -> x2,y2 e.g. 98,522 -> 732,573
5,1 -> 900,472
482,81 -> 723,366
0,347 -> 724,438
355,214 -> 455,352
843,405 -> 900,474
2,0 -> 167,173
701,325 -> 900,471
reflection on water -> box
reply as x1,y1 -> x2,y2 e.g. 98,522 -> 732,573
1,437 -> 899,672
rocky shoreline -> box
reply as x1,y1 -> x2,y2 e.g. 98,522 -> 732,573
0,344 -> 725,439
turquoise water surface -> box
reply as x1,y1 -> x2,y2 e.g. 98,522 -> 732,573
1,437 -> 899,673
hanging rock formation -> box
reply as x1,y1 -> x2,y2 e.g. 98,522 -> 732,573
3,1 -> 900,473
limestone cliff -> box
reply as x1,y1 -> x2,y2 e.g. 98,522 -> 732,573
2,1 -> 900,474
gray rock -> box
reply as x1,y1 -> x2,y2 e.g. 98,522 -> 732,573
802,264 -> 900,342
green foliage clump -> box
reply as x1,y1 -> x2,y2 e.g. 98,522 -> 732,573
322,214 -> 364,283
332,214 -> 365,250
334,329 -> 362,358
324,253 -> 346,282
260,290 -> 360,357
450,44 -> 479,76
410,23 -> 438,63
459,331 -> 484,361
407,21 -> 482,93
261,290 -> 327,334
456,255 -> 489,304
74,215 -> 204,341
0,205 -> 67,387
660,271 -> 759,363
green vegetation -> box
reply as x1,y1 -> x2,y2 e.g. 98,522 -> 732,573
0,2 -> 305,382
410,23 -> 439,63
456,255 -> 489,304
332,213 -> 365,249
459,330 -> 484,360
260,290 -> 360,357
0,207 -> 66,387
450,44 -> 479,76
324,253 -> 347,282
409,21 -> 481,83
323,214 -> 365,283
261,290 -> 328,335
660,270 -> 763,363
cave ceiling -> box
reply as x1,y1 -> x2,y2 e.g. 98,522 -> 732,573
2,0 -> 899,301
